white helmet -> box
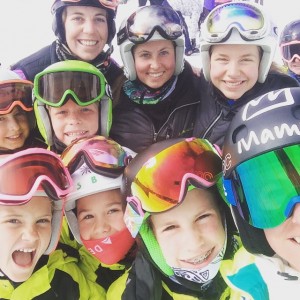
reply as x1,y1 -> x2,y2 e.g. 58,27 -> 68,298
200,1 -> 278,83
117,5 -> 185,81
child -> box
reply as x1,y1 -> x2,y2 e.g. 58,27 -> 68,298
0,148 -> 103,299
280,19 -> 300,84
60,135 -> 137,292
0,67 -> 46,154
222,87 -> 300,299
33,60 -> 113,154
110,5 -> 200,153
193,1 -> 299,147
107,138 -> 242,299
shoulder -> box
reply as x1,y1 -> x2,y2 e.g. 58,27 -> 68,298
106,271 -> 129,300
265,71 -> 300,88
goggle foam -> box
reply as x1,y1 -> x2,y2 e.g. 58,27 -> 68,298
280,41 -> 300,63
129,138 -> 222,214
0,80 -> 33,114
202,2 -> 268,43
61,135 -> 129,177
117,5 -> 183,45
34,69 -> 106,107
223,144 -> 300,229
0,148 -> 73,204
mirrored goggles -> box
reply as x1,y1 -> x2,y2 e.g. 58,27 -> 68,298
61,0 -> 118,10
117,5 -> 183,45
34,70 -> 106,107
280,41 -> 300,63
202,2 -> 268,43
129,138 -> 222,213
0,80 -> 33,114
223,144 -> 300,229
0,148 -> 73,205
61,136 -> 129,177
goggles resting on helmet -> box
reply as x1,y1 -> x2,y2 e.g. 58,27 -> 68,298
223,144 -> 300,229
0,80 -> 33,114
202,2 -> 269,43
0,148 -> 73,204
117,5 -> 183,45
61,135 -> 129,177
60,0 -> 118,10
34,68 -> 107,107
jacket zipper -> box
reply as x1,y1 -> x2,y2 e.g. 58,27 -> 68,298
202,110 -> 223,139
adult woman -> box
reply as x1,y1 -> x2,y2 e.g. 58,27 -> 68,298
11,0 -> 124,102
109,5 -> 200,153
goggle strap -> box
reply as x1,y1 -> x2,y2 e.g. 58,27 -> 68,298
222,178 -> 237,206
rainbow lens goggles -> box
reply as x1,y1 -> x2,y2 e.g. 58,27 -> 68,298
280,41 -> 300,63
0,148 -> 73,204
202,2 -> 268,43
61,136 -> 129,177
0,80 -> 33,114
117,5 -> 183,45
129,138 -> 222,213
223,144 -> 300,229
34,68 -> 107,107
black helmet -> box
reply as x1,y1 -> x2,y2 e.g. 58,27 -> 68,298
51,0 -> 116,44
222,87 -> 300,255
279,19 -> 300,46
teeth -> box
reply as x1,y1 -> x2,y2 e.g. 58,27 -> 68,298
66,131 -> 86,136
225,81 -> 242,86
149,72 -> 163,78
80,40 -> 97,46
17,248 -> 35,253
186,249 -> 212,265
294,237 -> 300,244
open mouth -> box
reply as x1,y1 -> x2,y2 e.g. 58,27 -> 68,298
12,248 -> 36,267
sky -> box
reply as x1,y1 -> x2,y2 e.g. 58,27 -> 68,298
1,0 -> 300,68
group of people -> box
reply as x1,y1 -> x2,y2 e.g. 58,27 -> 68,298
1,0 -> 300,299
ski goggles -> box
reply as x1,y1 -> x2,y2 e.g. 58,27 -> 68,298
202,2 -> 268,43
0,80 -> 33,114
280,41 -> 300,63
223,144 -> 300,229
61,0 -> 118,10
34,69 -> 106,107
128,138 -> 222,214
61,136 -> 129,177
117,5 -> 183,45
0,148 -> 73,205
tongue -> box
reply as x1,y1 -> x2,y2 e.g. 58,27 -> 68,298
12,251 -> 32,266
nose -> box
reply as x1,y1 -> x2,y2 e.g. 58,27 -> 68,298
182,226 -> 205,252
22,224 -> 39,242
67,110 -> 81,125
150,56 -> 161,69
91,218 -> 112,239
226,61 -> 241,77
291,203 -> 300,224
8,116 -> 21,131
82,19 -> 96,34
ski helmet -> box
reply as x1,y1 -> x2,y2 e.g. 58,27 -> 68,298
222,87 -> 300,255
33,60 -> 112,147
51,0 -> 116,45
117,5 -> 185,81
200,1 -> 278,83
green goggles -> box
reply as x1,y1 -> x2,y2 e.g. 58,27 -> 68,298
223,144 -> 300,229
34,69 -> 107,107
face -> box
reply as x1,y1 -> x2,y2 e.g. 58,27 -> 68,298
0,106 -> 30,150
133,40 -> 176,89
64,6 -> 109,61
210,44 -> 260,100
0,196 -> 52,282
77,189 -> 126,240
287,56 -> 300,75
264,203 -> 300,272
48,99 -> 99,146
151,188 -> 225,269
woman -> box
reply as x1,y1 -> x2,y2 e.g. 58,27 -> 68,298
110,5 -> 200,153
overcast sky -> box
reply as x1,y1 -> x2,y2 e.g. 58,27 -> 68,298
1,0 -> 300,68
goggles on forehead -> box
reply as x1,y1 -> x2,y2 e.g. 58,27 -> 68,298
61,136 -> 129,177
129,138 -> 222,214
0,148 -> 73,205
34,69 -> 106,107
117,5 -> 183,45
202,2 -> 268,43
0,80 -> 33,114
61,0 -> 118,10
280,41 -> 300,63
223,144 -> 300,229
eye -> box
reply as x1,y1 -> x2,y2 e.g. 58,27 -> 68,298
37,218 -> 51,224
7,219 -> 20,224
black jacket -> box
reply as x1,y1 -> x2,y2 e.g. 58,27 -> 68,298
109,61 -> 200,153
11,41 -> 126,104
193,71 -> 300,147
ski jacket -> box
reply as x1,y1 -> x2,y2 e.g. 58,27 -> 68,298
193,71 -> 299,147
109,61 -> 200,153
